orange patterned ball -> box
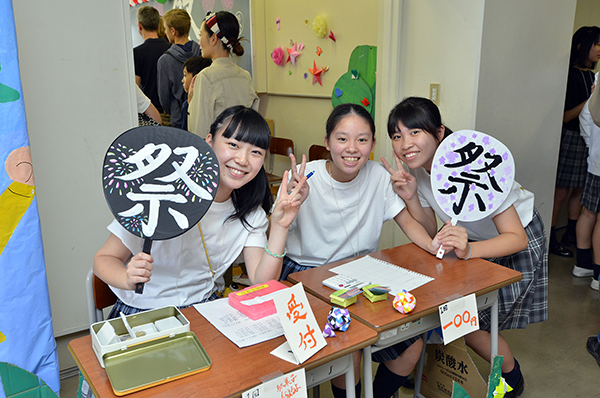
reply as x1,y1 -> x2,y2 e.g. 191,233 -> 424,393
393,290 -> 416,314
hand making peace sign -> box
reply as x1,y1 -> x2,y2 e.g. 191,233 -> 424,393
381,152 -> 418,202
285,153 -> 310,205
271,170 -> 307,229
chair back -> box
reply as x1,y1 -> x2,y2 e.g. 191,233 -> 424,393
309,144 -> 331,161
85,268 -> 118,325
268,137 -> 295,175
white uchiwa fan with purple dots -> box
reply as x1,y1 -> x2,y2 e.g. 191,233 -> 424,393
430,130 -> 515,258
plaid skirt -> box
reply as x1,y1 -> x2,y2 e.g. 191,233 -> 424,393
478,208 -> 549,331
107,293 -> 220,319
581,172 -> 600,213
556,128 -> 588,188
279,256 -> 313,281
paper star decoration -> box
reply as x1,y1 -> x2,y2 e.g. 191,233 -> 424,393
287,42 -> 302,66
309,61 -> 324,86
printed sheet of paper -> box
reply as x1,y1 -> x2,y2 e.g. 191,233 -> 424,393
242,368 -> 307,398
194,298 -> 284,348
329,255 -> 434,295
273,283 -> 326,364
438,293 -> 479,345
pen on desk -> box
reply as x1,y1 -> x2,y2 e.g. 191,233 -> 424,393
288,171 -> 315,194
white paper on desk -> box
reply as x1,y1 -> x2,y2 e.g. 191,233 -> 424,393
273,283 -> 327,364
242,368 -> 307,398
194,298 -> 284,348
329,255 -> 434,295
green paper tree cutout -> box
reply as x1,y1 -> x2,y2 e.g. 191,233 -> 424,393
332,45 -> 377,117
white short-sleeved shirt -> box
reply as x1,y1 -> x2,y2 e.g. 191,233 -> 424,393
135,84 -> 151,114
285,160 -> 406,267
413,167 -> 535,241
107,198 -> 268,309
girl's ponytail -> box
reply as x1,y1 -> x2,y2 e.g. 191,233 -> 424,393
231,38 -> 245,57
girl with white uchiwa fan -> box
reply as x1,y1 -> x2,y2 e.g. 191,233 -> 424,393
383,96 -> 548,398
279,103 -> 465,398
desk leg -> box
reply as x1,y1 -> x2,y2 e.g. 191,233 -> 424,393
413,332 -> 428,398
362,346 -> 373,398
491,297 -> 499,357
345,352 -> 356,398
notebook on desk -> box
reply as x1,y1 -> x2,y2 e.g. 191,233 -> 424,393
328,255 -> 434,295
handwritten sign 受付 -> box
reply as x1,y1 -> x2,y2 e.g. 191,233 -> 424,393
438,293 -> 479,344
431,130 -> 515,223
272,283 -> 326,364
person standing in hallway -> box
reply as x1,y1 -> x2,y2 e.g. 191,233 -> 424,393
134,6 -> 171,120
551,26 -> 600,257
574,71 -> 600,289
157,8 -> 201,128
187,11 -> 258,139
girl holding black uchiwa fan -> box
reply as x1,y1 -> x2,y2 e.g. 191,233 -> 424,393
383,97 -> 548,398
187,11 -> 259,139
551,26 -> 600,257
94,106 -> 306,317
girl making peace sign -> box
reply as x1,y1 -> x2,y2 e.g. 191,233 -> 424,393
279,103 -> 464,398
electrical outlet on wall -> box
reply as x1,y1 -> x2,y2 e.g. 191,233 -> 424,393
430,83 -> 441,105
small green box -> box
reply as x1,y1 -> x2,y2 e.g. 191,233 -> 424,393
362,284 -> 389,303
330,289 -> 358,307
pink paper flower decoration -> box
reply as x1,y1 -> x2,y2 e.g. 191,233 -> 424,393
271,47 -> 286,66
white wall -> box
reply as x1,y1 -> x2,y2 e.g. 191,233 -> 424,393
574,0 -> 600,36
395,0 -> 484,131
378,0 -> 485,246
13,1 -> 137,336
475,0 -> 577,232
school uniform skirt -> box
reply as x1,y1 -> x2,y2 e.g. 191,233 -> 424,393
478,208 -> 549,332
556,128 -> 588,188
107,293 -> 220,319
581,172 -> 600,213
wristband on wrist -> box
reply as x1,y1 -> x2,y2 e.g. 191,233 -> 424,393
265,245 -> 287,258
463,242 -> 472,260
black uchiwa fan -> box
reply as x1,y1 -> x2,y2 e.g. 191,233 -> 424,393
102,126 -> 219,293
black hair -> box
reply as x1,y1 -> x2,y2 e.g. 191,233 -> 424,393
325,103 -> 375,140
387,97 -> 452,143
208,106 -> 272,229
204,11 -> 245,56
183,56 -> 212,75
571,26 -> 600,69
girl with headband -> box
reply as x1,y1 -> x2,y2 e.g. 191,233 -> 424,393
187,11 -> 259,138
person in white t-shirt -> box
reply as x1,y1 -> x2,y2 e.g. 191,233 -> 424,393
93,106 -> 306,317
280,103 -> 464,398
383,97 -> 549,398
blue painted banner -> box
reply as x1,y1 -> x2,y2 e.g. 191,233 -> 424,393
0,0 -> 60,394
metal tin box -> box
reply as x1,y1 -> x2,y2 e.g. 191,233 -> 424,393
90,306 -> 190,368
103,331 -> 211,395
